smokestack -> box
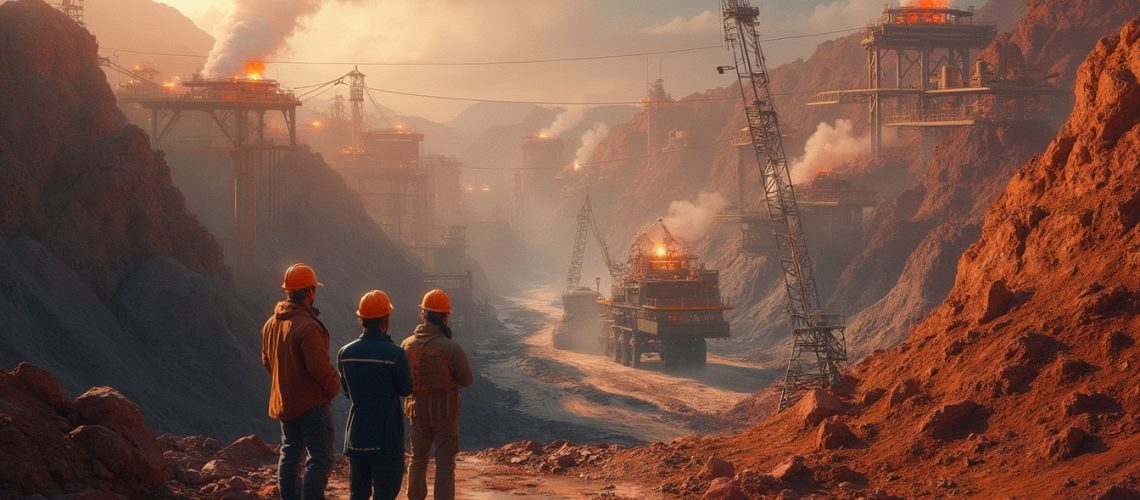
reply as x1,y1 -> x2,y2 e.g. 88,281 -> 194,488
204,0 -> 353,77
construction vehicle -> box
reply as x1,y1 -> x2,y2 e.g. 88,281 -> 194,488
600,220 -> 731,370
555,190 -> 623,351
721,1 -> 848,410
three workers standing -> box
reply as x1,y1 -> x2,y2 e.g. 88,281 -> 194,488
261,263 -> 473,500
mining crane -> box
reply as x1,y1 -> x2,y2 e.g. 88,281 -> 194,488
564,189 -> 624,294
720,0 -> 848,410
557,190 -> 623,350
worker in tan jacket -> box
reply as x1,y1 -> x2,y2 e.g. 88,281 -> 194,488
261,263 -> 340,500
401,289 -> 473,500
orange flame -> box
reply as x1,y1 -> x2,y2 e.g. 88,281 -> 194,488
243,60 -> 266,80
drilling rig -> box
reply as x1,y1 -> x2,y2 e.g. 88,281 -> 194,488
556,190 -> 623,351
720,0 -> 848,410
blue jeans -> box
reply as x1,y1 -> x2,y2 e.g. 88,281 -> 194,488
349,455 -> 404,500
279,403 -> 334,500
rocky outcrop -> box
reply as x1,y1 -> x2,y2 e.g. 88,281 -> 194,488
0,0 -> 268,439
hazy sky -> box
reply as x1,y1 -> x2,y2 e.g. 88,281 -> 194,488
150,0 -> 908,121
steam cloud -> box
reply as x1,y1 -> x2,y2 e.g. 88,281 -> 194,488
662,192 -> 728,241
789,119 -> 870,183
204,0 -> 358,77
574,123 -> 610,168
540,107 -> 589,138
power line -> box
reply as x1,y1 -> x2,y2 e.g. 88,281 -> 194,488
363,86 -> 734,106
95,26 -> 863,67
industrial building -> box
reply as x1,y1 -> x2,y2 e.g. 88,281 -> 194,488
137,73 -> 300,278
810,4 -> 1064,159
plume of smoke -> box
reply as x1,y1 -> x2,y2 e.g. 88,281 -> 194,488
789,119 -> 870,183
204,0 -> 357,77
574,123 -> 609,167
539,107 -> 589,138
662,192 -> 728,241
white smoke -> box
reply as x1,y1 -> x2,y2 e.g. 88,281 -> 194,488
204,0 -> 358,77
662,192 -> 728,241
573,123 -> 609,168
539,107 -> 589,138
789,119 -> 870,184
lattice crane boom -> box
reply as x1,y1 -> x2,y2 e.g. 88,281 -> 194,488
720,0 -> 848,410
565,190 -> 624,295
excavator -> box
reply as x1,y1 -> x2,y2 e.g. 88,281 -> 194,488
554,189 -> 624,351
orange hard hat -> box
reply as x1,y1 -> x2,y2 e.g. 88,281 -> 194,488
357,290 -> 394,319
282,263 -> 323,291
420,289 -> 452,313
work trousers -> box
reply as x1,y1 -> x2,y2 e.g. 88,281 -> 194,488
406,417 -> 459,500
279,403 -> 335,500
348,455 -> 404,500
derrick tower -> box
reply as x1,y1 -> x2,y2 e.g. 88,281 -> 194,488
721,0 -> 848,410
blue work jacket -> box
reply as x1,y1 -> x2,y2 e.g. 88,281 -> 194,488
337,328 -> 413,459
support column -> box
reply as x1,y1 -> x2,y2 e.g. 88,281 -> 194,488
233,109 -> 258,279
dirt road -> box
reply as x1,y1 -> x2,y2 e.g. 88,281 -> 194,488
475,281 -> 781,444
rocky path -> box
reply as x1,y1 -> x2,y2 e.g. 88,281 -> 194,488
324,455 -> 647,499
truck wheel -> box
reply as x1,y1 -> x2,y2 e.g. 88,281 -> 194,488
630,333 -> 641,369
692,339 -> 708,369
615,332 -> 625,364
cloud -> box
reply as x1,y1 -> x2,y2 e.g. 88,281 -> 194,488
789,119 -> 869,183
641,10 -> 719,36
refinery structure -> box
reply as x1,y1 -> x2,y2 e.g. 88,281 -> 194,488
810,3 -> 1064,158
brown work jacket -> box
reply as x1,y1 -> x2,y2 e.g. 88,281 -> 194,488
401,322 -> 473,422
261,301 -> 340,421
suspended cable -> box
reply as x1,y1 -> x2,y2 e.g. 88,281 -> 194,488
363,86 -> 395,128
94,26 -> 863,67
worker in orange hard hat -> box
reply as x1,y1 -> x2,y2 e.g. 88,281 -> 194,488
261,263 -> 339,500
401,289 -> 473,500
337,290 -> 412,500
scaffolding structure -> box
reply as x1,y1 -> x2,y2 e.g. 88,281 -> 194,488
643,79 -> 673,169
337,128 -> 434,245
809,5 -> 1062,158
53,0 -> 83,26
140,77 -> 299,276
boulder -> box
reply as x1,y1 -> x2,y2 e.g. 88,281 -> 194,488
920,400 -> 980,440
700,457 -> 735,480
1044,427 -> 1087,460
887,379 -> 921,407
861,388 -> 886,406
1098,486 -> 1140,500
817,419 -> 857,450
1065,392 -> 1122,415
700,477 -> 747,500
66,424 -> 163,485
770,455 -> 807,481
979,279 -> 1014,322
200,459 -> 237,482
218,435 -> 277,466
793,390 -> 845,427
13,363 -> 69,410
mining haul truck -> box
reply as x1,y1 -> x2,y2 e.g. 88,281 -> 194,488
601,220 -> 731,370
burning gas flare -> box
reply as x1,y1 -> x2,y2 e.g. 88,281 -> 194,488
655,245 -> 668,258
243,61 -> 266,80
897,0 -> 953,23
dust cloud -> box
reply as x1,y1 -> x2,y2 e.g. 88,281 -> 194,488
789,119 -> 869,183
574,123 -> 609,168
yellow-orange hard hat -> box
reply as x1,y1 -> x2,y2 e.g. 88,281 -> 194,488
357,290 -> 395,319
420,289 -> 452,313
282,263 -> 323,291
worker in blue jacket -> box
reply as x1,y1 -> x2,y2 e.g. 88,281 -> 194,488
337,290 -> 413,500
